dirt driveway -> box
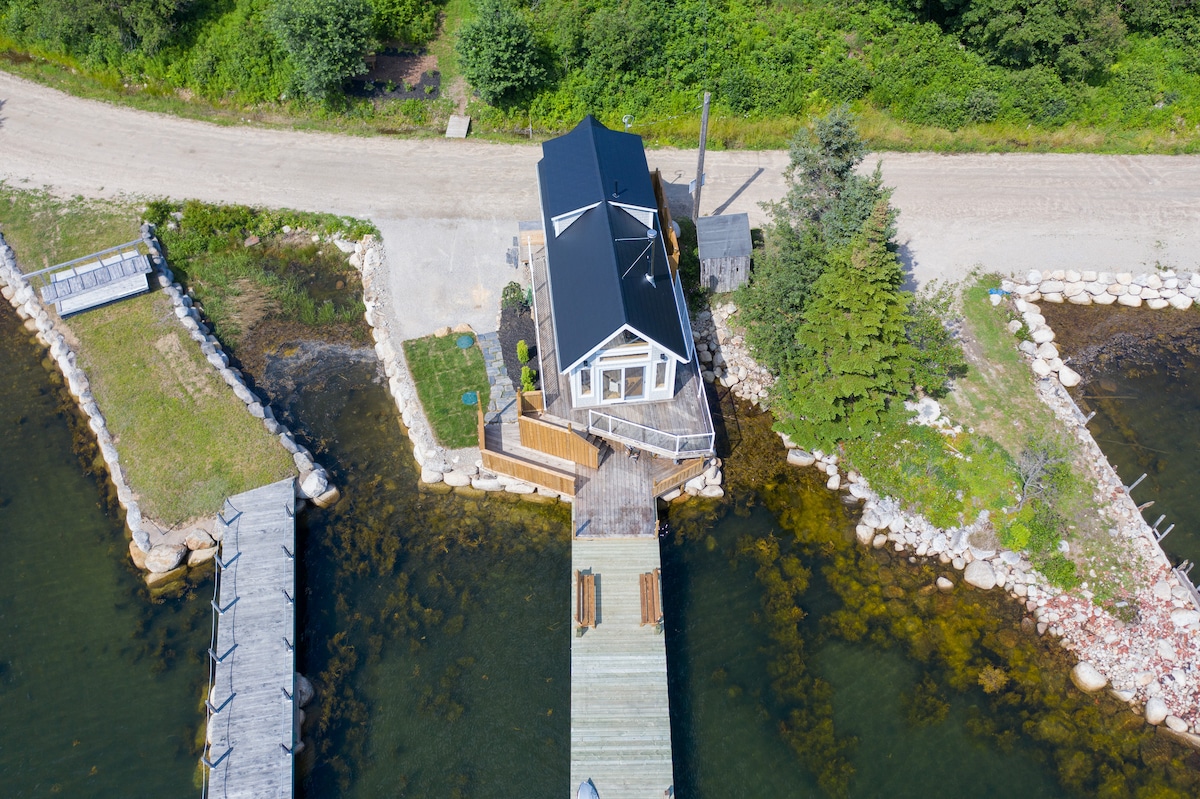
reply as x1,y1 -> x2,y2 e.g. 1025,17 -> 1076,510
3,72 -> 1200,336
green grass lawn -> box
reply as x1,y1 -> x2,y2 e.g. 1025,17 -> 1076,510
69,292 -> 294,525
0,184 -> 141,270
403,333 -> 490,449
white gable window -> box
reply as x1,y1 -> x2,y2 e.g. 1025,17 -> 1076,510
610,201 -> 656,229
569,329 -> 678,408
551,202 -> 601,237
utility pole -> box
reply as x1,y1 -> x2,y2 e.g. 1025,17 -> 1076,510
692,91 -> 711,221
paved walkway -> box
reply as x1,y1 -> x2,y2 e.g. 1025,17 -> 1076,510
478,331 -> 517,423
203,479 -> 297,799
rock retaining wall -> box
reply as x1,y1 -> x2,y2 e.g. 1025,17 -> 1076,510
0,227 -> 336,585
708,293 -> 1200,746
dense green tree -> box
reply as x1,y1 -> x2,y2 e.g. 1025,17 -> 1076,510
368,0 -> 440,43
268,0 -> 374,101
774,202 -> 915,448
906,285 -> 968,397
582,0 -> 660,76
3,0 -> 187,56
456,0 -> 545,105
740,107 -> 894,373
953,0 -> 1126,80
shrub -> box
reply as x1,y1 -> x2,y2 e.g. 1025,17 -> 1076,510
516,339 -> 530,364
501,280 -> 527,311
520,365 -> 537,392
455,0 -> 546,106
268,0 -> 374,101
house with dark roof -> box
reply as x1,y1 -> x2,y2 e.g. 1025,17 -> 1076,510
537,115 -> 695,410
476,117 -> 714,504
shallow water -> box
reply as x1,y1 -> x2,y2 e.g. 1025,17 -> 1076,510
0,307 -> 208,797
4,312 -> 1196,799
1077,362 -> 1200,566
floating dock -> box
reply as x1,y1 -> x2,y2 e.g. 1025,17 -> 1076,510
202,479 -> 297,799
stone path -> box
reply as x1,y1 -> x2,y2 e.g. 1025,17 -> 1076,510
478,332 -> 517,423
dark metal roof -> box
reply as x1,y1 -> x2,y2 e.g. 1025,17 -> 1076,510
697,213 -> 753,260
537,116 -> 689,372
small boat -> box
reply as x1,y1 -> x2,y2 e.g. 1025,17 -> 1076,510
577,778 -> 600,799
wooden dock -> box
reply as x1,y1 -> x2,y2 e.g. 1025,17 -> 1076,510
570,537 -> 675,798
203,479 -> 298,799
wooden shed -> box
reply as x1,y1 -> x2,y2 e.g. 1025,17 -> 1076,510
697,213 -> 752,293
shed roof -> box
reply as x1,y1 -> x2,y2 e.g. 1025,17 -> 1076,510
697,213 -> 753,261
537,117 -> 689,372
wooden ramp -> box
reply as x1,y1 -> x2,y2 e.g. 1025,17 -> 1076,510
203,479 -> 297,799
571,537 -> 674,798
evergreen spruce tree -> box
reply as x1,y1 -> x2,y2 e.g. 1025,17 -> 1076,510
776,201 -> 915,448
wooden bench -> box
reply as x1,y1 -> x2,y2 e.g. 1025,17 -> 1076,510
640,569 -> 662,626
576,569 -> 596,628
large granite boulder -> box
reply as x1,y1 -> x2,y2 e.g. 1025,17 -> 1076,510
144,544 -> 187,573
1070,662 -> 1107,693
963,560 -> 997,590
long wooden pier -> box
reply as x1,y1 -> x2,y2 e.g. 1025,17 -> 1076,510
202,479 -> 298,799
570,454 -> 676,797
571,536 -> 675,798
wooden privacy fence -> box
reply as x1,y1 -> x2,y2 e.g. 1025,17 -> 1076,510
519,414 -> 600,468
518,390 -> 545,414
477,404 -> 577,495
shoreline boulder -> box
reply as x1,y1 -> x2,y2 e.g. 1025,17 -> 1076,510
963,560 -> 997,590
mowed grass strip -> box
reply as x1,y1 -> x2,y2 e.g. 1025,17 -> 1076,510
69,291 -> 294,525
403,334 -> 490,449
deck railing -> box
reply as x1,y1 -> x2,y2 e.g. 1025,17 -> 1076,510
22,239 -> 148,288
587,411 -> 713,459
586,355 -> 716,459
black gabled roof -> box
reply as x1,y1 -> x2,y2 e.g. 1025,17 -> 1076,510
537,116 -> 690,372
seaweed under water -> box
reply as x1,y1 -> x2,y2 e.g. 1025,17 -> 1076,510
238,327 -> 1200,798
253,348 -> 571,798
664,398 -> 1200,798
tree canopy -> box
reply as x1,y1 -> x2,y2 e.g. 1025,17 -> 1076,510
773,202 -> 916,448
268,0 -> 373,101
739,109 -> 966,449
455,0 -> 545,106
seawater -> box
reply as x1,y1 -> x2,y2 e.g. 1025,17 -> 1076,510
3,321 -> 1196,799
0,307 -> 208,797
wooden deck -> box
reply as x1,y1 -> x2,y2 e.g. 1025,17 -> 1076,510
203,479 -> 297,799
571,537 -> 674,798
529,247 -> 713,458
574,447 -> 657,538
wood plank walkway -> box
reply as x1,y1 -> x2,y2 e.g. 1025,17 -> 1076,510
571,537 -> 674,799
203,479 -> 297,799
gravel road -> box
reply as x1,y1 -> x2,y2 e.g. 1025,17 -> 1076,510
3,72 -> 1200,335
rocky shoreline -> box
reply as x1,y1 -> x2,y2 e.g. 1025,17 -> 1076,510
714,292 -> 1200,749
0,226 -> 338,589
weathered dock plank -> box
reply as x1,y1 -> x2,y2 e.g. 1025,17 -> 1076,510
570,537 -> 674,799
203,478 -> 297,799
